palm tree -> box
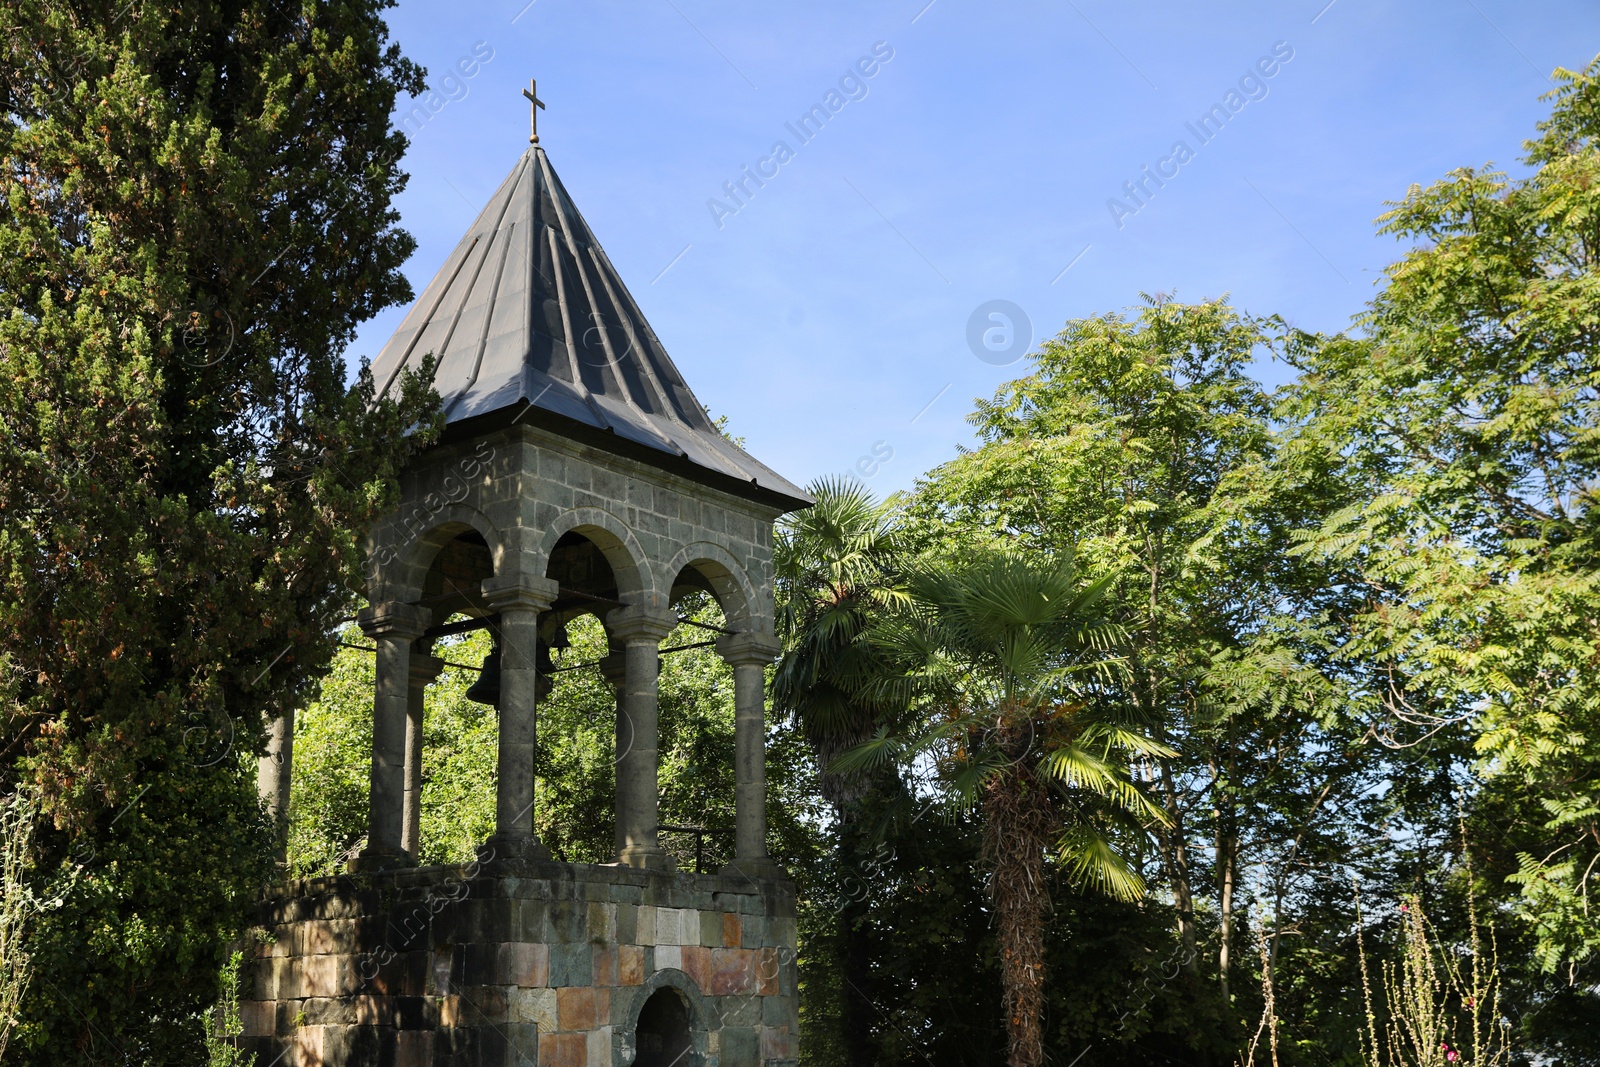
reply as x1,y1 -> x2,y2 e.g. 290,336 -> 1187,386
771,476 -> 906,1065
842,549 -> 1171,1067
772,477 -> 906,806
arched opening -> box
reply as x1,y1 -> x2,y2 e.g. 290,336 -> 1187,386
633,988 -> 695,1067
535,530 -> 630,863
653,564 -> 738,872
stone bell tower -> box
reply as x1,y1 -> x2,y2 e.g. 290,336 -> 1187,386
243,94 -> 810,1067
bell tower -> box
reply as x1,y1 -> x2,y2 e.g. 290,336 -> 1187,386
245,103 -> 808,1067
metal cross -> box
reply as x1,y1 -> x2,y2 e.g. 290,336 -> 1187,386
521,78 -> 546,144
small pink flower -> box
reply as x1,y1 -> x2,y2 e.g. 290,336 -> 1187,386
1447,1052 -> 1459,1062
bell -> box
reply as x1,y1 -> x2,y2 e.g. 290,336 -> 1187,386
464,646 -> 501,708
548,621 -> 571,651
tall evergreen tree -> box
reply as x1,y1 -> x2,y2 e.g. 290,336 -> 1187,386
0,1 -> 436,1059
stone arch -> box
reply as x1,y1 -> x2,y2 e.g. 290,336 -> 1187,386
535,506 -> 654,605
660,541 -> 761,630
616,969 -> 712,1067
373,503 -> 505,605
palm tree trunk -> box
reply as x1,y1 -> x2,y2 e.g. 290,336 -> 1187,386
984,762 -> 1056,1067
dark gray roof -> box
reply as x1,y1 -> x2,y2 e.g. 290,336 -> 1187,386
372,146 -> 810,508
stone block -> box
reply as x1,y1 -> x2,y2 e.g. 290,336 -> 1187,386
515,898 -> 548,942
762,1024 -> 793,1062
461,942 -> 497,985
497,942 -> 549,987
586,901 -> 616,942
539,1032 -> 587,1067
636,905 -> 657,946
479,1022 -> 540,1067
250,957 -> 282,1001
586,1026 -> 612,1067
721,912 -> 742,948
305,918 -> 362,955
615,903 -> 637,944
371,949 -> 429,996
718,993 -> 761,1028
681,945 -> 712,991
652,906 -> 676,946
549,901 -> 585,942
239,1000 -> 274,1038
550,942 -> 593,986
719,1024 -> 760,1066
739,913 -> 765,949
654,944 -> 681,972
292,1024 -> 326,1067
758,948 -> 780,997
300,952 -> 358,998
557,986 -> 597,1030
592,945 -> 617,986
710,948 -> 757,996
395,1028 -> 433,1067
699,910 -> 723,948
468,984 -> 515,1025
618,944 -> 644,986
511,986 -> 558,1029
430,949 -> 454,996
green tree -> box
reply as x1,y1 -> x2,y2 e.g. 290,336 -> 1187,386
845,550 -> 1166,1067
904,299 -> 1402,1062
771,476 -> 908,1066
0,0 -> 435,1059
1284,57 -> 1600,988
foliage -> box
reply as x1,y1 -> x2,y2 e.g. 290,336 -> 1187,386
0,0 -> 436,1058
1356,892 -> 1509,1067
202,952 -> 254,1067
842,549 -> 1166,1067
287,597 -> 824,878
0,791 -> 39,1063
1283,56 -> 1600,982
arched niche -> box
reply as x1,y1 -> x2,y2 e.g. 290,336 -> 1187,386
535,506 -> 653,606
372,505 -> 504,607
632,987 -> 694,1067
661,541 -> 761,631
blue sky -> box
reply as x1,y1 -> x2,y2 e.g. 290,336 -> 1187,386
350,0 -> 1598,497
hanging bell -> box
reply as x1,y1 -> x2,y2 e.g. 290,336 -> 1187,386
464,646 -> 501,708
548,620 -> 571,651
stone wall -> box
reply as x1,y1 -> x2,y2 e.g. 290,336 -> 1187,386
369,424 -> 785,632
240,861 -> 798,1067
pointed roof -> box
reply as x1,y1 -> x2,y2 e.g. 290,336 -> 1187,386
372,146 -> 810,509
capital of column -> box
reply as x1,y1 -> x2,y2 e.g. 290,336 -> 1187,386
480,574 -> 560,614
357,601 -> 431,641
605,605 -> 678,645
715,630 -> 782,667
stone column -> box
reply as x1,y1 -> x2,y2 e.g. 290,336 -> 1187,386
256,709 -> 293,865
401,652 -> 445,859
597,647 -> 628,862
716,630 -> 784,878
355,601 -> 431,870
606,606 -> 678,870
480,574 -> 560,862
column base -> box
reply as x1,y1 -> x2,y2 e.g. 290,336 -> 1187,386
719,856 -> 787,880
349,845 -> 415,873
478,831 -> 551,865
617,845 -> 677,872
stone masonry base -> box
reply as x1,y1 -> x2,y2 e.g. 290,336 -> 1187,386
239,858 -> 799,1067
